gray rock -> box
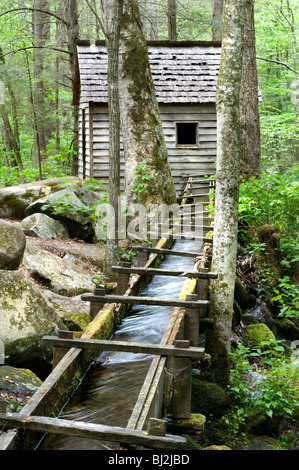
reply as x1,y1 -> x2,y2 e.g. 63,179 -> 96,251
0,177 -> 83,219
23,241 -> 94,296
0,220 -> 26,270
20,213 -> 69,240
0,269 -> 64,368
25,188 -> 95,241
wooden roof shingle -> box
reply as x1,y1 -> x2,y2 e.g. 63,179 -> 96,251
74,40 -> 221,105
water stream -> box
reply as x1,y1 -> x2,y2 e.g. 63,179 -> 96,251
38,236 -> 202,450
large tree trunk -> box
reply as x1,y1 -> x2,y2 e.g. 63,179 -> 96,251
240,0 -> 261,179
118,0 -> 176,210
100,0 -> 123,280
205,0 -> 247,387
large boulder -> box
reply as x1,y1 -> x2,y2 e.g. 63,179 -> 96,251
0,365 -> 43,412
43,290 -> 90,331
0,269 -> 65,372
25,188 -> 95,241
0,177 -> 83,219
0,220 -> 26,270
23,241 -> 94,296
20,213 -> 69,240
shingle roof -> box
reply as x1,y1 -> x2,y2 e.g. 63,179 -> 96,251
74,40 -> 221,105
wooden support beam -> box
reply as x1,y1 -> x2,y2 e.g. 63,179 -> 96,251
116,262 -> 131,295
0,413 -> 186,450
134,246 -> 212,260
184,294 -> 200,346
145,233 -> 213,242
41,336 -> 205,359
111,265 -> 217,279
197,268 -> 210,320
89,287 -> 106,321
171,340 -> 192,419
52,330 -> 74,370
81,293 -> 209,309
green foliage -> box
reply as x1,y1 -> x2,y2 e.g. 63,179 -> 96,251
221,341 -> 299,442
132,164 -> 151,201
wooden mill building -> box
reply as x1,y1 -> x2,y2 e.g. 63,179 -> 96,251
73,40 -> 221,195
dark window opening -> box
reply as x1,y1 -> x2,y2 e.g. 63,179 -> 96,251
176,122 -> 198,147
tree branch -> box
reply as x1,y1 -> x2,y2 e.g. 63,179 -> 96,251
1,46 -> 71,58
256,56 -> 299,76
0,7 -> 67,26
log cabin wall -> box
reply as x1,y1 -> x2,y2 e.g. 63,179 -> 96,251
75,41 -> 221,196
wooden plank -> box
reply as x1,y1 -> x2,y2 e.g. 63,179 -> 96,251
0,413 -> 186,450
111,265 -> 217,279
133,246 -> 212,259
41,336 -> 205,358
81,293 -> 209,308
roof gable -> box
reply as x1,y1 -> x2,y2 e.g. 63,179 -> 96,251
74,40 -> 221,105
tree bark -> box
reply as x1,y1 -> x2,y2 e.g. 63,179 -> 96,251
118,0 -> 176,210
205,0 -> 247,387
168,0 -> 177,41
64,0 -> 79,176
100,0 -> 123,280
33,0 -> 50,168
240,0 -> 261,179
211,0 -> 223,41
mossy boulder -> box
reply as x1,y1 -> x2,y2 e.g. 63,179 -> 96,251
234,277 -> 256,309
20,213 -> 69,240
0,269 -> 65,371
272,317 -> 299,340
191,379 -> 231,417
43,290 -> 90,331
0,365 -> 43,411
23,241 -> 94,296
244,323 -> 275,346
176,413 -> 206,434
0,220 -> 26,270
0,177 -> 83,219
25,188 -> 95,241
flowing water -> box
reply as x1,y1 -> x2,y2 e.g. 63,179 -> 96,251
38,236 -> 202,450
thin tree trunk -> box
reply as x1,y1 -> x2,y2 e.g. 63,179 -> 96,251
33,0 -> 50,168
64,0 -> 79,176
211,0 -> 223,41
205,0 -> 247,387
240,0 -> 261,179
168,0 -> 177,41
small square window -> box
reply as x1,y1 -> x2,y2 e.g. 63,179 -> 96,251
176,122 -> 198,147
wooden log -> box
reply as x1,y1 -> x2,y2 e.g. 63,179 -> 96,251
111,265 -> 217,279
171,340 -> 192,419
41,336 -> 205,358
146,233 -> 213,242
0,413 -> 186,450
134,246 -> 212,260
81,293 -> 209,308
